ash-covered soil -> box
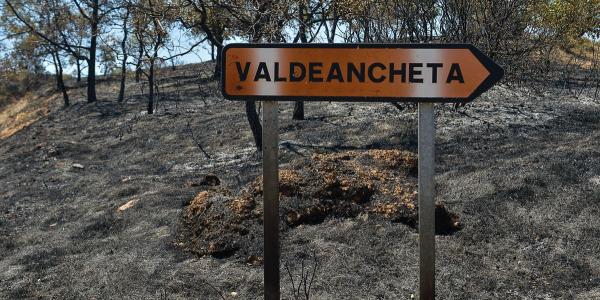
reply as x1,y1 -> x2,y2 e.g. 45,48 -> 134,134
0,63 -> 599,299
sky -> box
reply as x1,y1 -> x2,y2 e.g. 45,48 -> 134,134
60,26 -> 219,76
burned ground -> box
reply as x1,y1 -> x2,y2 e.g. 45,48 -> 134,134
0,63 -> 599,299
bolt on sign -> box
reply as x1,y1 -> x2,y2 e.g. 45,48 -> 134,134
222,44 -> 503,102
221,43 -> 503,300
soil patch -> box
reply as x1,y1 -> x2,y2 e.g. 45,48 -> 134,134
178,149 -> 461,258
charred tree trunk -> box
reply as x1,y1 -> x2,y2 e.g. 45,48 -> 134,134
147,59 -> 154,114
213,43 -> 223,79
86,0 -> 99,103
146,39 -> 160,115
293,3 -> 307,120
51,53 -> 60,91
87,54 -> 97,102
134,30 -> 144,83
117,7 -> 130,103
135,46 -> 143,83
146,1 -> 162,115
76,59 -> 82,82
52,50 -> 69,107
117,57 -> 127,102
292,102 -> 304,120
211,30 -> 224,79
245,100 -> 262,150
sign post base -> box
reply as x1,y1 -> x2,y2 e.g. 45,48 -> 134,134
262,100 -> 280,300
418,102 -> 436,300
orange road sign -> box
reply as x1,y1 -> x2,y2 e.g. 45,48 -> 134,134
221,44 -> 503,103
221,43 -> 504,300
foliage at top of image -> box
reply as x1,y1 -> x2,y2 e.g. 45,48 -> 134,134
532,0 -> 599,41
0,0 -> 597,147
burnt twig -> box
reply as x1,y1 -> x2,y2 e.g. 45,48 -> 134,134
186,121 -> 211,159
284,249 -> 319,300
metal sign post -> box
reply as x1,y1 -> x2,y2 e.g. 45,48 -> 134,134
418,102 -> 436,300
221,43 -> 503,300
262,100 -> 280,300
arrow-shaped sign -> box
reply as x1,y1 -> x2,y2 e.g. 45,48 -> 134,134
221,44 -> 503,103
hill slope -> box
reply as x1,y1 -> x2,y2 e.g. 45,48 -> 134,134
0,65 -> 599,299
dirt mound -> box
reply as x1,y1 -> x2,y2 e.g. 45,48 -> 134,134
178,150 -> 461,258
